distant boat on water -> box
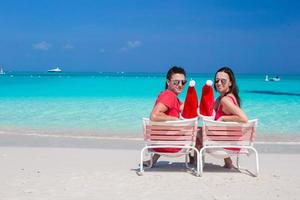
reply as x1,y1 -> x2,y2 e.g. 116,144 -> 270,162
48,67 -> 62,73
0,67 -> 5,75
265,75 -> 280,82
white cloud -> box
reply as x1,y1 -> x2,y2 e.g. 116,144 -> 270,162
120,40 -> 141,51
32,41 -> 52,50
128,40 -> 141,48
62,43 -> 74,50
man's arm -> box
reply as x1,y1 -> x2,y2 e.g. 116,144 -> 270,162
150,102 -> 178,121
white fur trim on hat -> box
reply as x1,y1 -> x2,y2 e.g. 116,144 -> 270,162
189,80 -> 196,87
206,80 -> 213,86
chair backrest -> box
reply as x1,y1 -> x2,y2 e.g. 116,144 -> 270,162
143,117 -> 198,146
202,119 -> 258,146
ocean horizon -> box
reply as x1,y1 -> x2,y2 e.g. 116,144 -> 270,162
1,72 -> 300,139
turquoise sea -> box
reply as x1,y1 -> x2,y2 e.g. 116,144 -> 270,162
0,72 -> 300,138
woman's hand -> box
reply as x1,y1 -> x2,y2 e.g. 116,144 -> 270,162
217,116 -> 225,121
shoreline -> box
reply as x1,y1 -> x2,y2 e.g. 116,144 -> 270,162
1,127 -> 300,142
1,132 -> 300,154
1,124 -> 300,141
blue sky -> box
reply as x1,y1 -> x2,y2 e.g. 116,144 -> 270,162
0,0 -> 300,74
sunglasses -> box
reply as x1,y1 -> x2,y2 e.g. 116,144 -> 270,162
170,79 -> 187,86
215,78 -> 227,85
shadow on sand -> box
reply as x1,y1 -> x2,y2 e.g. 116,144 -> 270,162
133,161 -> 256,177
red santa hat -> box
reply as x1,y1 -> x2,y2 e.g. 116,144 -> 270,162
181,80 -> 198,119
198,80 -> 215,117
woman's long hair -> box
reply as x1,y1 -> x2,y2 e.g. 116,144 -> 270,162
214,66 -> 241,106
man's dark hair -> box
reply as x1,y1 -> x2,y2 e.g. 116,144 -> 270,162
165,66 -> 186,89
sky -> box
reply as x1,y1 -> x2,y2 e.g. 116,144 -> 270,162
0,0 -> 300,74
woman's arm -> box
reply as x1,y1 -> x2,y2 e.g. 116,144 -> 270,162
150,102 -> 178,121
218,96 -> 248,123
214,97 -> 220,110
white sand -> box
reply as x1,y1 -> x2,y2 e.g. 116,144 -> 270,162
0,145 -> 299,200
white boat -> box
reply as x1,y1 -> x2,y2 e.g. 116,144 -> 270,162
48,67 -> 62,73
265,75 -> 280,82
269,77 -> 280,81
0,67 -> 5,75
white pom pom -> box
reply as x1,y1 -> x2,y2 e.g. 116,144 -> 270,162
206,80 -> 213,86
189,80 -> 196,87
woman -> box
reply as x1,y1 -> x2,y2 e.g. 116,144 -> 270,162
214,66 -> 248,168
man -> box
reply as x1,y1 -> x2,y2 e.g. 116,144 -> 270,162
145,66 -> 187,166
150,66 -> 186,121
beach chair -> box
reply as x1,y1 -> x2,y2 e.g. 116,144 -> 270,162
140,117 -> 200,176
200,118 -> 259,176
